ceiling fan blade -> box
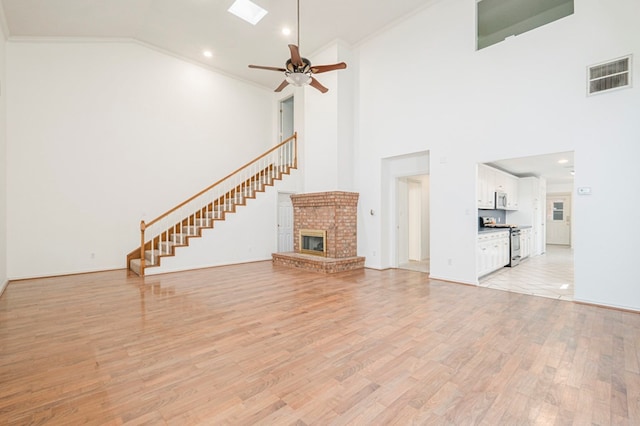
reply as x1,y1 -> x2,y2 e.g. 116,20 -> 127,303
309,77 -> 329,93
288,44 -> 303,67
274,80 -> 290,92
310,62 -> 347,74
249,65 -> 287,72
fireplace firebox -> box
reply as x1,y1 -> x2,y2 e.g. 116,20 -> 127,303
300,229 -> 326,257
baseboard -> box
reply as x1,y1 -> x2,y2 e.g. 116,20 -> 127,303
427,275 -> 479,287
0,279 -> 8,298
573,297 -> 640,314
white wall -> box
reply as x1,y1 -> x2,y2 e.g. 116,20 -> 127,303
0,26 -> 7,293
303,42 -> 355,192
355,0 -> 640,309
6,41 -> 274,279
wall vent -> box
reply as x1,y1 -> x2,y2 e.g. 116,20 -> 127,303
588,55 -> 632,95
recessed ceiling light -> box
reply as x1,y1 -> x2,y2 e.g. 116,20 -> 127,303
228,0 -> 268,25
203,50 -> 213,58
558,159 -> 569,164
282,27 -> 291,36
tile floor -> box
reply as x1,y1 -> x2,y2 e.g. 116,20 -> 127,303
399,259 -> 430,273
479,244 -> 574,301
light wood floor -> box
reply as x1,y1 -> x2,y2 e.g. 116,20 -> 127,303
1,262 -> 639,425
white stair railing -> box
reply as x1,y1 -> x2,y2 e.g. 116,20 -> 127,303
136,133 -> 297,275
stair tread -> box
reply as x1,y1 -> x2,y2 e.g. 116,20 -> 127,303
130,161 -> 296,276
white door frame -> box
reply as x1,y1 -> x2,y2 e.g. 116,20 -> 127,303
279,95 -> 294,141
394,174 -> 429,268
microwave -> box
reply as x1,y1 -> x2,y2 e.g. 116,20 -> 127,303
495,191 -> 508,210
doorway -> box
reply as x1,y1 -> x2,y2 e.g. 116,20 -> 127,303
397,175 -> 430,273
546,193 -> 572,245
481,151 -> 575,300
279,96 -> 294,141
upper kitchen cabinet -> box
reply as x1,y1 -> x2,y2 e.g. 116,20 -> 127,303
477,164 -> 519,210
477,164 -> 496,209
503,172 -> 519,210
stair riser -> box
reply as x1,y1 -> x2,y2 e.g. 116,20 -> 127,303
182,226 -> 199,236
130,159 -> 296,275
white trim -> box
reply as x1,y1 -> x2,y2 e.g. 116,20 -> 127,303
0,3 -> 9,39
0,280 -> 7,298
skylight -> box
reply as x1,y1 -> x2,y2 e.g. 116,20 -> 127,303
228,0 -> 268,25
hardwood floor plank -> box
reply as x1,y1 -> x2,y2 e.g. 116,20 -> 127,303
1,263 -> 639,424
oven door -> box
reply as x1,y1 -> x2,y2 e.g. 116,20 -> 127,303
510,230 -> 521,266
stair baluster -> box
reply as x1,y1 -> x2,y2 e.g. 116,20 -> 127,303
128,133 -> 297,276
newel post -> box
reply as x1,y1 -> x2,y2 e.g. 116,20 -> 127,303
139,220 -> 146,276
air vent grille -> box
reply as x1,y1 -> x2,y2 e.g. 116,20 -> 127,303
588,56 -> 632,95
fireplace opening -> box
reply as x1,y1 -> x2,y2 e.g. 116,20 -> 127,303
300,229 -> 326,257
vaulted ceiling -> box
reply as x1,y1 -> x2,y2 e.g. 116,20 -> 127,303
0,0 -> 432,89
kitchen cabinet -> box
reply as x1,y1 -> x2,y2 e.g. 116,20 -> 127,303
477,164 -> 518,210
520,228 -> 532,259
477,164 -> 496,209
504,174 -> 519,210
477,230 -> 510,277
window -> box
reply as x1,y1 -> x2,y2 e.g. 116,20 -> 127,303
552,202 -> 564,221
477,0 -> 574,50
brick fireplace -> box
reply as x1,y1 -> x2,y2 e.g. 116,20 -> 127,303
272,191 -> 365,273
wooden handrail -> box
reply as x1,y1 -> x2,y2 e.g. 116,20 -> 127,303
144,133 -> 296,229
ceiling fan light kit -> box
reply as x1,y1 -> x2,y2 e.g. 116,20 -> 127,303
285,72 -> 312,87
247,0 -> 347,93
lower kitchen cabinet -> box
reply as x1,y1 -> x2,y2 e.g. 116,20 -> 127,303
477,231 -> 510,278
520,228 -> 532,259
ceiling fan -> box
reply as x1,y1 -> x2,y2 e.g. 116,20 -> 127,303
248,0 -> 347,93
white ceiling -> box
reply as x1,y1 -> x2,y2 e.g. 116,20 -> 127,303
0,1 -> 576,184
0,0 -> 432,90
488,151 -> 575,185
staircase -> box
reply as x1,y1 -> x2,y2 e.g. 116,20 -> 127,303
127,134 -> 297,276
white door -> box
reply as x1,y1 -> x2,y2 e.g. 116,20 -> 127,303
277,193 -> 294,252
408,180 -> 422,261
396,178 -> 409,265
546,194 -> 571,245
280,96 -> 294,140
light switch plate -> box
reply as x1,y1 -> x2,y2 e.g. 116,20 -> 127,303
577,187 -> 592,195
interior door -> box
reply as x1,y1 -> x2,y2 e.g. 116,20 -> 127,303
408,180 -> 422,261
396,178 -> 409,266
546,194 -> 571,245
280,96 -> 294,140
277,193 -> 294,252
